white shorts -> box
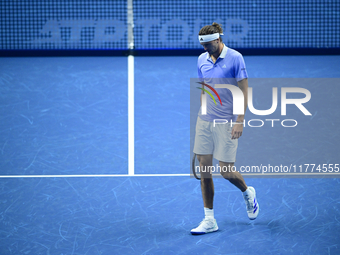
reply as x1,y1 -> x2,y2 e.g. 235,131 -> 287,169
193,116 -> 238,163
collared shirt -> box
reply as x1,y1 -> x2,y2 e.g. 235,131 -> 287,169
197,44 -> 248,122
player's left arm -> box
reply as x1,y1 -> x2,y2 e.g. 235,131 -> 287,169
232,78 -> 248,139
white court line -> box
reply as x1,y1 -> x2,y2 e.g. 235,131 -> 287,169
0,173 -> 338,178
0,174 -> 191,178
128,55 -> 134,176
127,0 -> 135,176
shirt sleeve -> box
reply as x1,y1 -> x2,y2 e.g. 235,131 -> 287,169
234,54 -> 248,82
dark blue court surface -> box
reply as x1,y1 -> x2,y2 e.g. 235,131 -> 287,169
1,56 -> 340,254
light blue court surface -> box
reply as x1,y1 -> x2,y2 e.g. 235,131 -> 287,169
0,55 -> 340,254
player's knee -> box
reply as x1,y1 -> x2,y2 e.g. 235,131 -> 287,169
197,155 -> 212,166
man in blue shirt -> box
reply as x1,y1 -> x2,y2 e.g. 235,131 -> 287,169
191,23 -> 259,235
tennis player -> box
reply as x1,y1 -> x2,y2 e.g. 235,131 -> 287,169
191,23 -> 259,235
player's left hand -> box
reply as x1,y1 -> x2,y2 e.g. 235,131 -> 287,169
231,123 -> 243,139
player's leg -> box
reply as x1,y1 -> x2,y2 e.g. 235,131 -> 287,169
219,161 -> 247,191
219,161 -> 259,220
212,121 -> 259,220
191,154 -> 218,235
198,154 -> 214,209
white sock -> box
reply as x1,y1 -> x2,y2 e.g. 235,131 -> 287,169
204,207 -> 214,219
242,187 -> 252,197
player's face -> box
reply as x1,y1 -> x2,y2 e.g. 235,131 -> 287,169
200,39 -> 219,55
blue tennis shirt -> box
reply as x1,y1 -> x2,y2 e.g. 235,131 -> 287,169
197,44 -> 248,122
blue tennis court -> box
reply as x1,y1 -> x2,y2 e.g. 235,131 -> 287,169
1,0 -> 340,253
1,55 -> 340,254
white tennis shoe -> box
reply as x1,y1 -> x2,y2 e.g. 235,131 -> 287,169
243,186 -> 259,220
191,218 -> 218,235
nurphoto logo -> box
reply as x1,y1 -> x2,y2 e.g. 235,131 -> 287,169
197,81 -> 311,128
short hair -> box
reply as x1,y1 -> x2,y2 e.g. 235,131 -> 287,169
199,22 -> 223,42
